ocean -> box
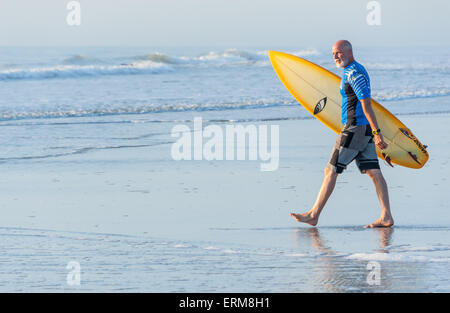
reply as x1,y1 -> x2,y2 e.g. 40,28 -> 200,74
0,46 -> 449,161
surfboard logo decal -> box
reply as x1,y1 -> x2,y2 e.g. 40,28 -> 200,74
400,128 -> 428,155
399,128 -> 414,139
314,97 -> 327,115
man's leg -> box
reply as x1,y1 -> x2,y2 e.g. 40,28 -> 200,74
364,169 -> 394,228
290,166 -> 339,226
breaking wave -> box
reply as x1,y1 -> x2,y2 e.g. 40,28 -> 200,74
0,98 -> 296,121
0,61 -> 172,81
0,48 -> 320,81
373,88 -> 450,101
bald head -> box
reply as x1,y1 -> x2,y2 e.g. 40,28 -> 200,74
332,40 -> 354,68
334,40 -> 352,52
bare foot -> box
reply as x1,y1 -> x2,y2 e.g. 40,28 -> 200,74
290,211 -> 318,226
364,217 -> 394,228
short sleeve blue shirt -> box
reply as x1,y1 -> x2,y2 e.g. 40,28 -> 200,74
340,61 -> 371,126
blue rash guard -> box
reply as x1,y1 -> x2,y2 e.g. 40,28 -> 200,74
340,61 -> 371,126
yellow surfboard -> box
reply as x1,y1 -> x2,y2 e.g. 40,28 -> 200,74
268,50 -> 429,169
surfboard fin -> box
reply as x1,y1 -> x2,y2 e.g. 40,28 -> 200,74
382,153 -> 394,167
408,151 -> 421,165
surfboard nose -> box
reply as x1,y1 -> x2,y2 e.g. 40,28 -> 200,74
267,50 -> 282,58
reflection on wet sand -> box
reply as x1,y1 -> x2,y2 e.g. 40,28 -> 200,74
292,227 -> 394,292
375,227 -> 394,253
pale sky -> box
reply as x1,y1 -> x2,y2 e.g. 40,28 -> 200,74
0,0 -> 448,48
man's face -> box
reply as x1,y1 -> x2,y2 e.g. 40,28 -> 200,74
332,45 -> 349,68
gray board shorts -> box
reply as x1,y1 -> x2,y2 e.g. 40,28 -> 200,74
326,124 -> 380,174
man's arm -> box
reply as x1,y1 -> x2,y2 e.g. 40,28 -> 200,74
361,98 -> 388,150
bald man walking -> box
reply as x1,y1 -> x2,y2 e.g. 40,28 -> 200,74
290,40 -> 394,228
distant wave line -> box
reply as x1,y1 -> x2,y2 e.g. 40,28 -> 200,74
0,142 -> 172,162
